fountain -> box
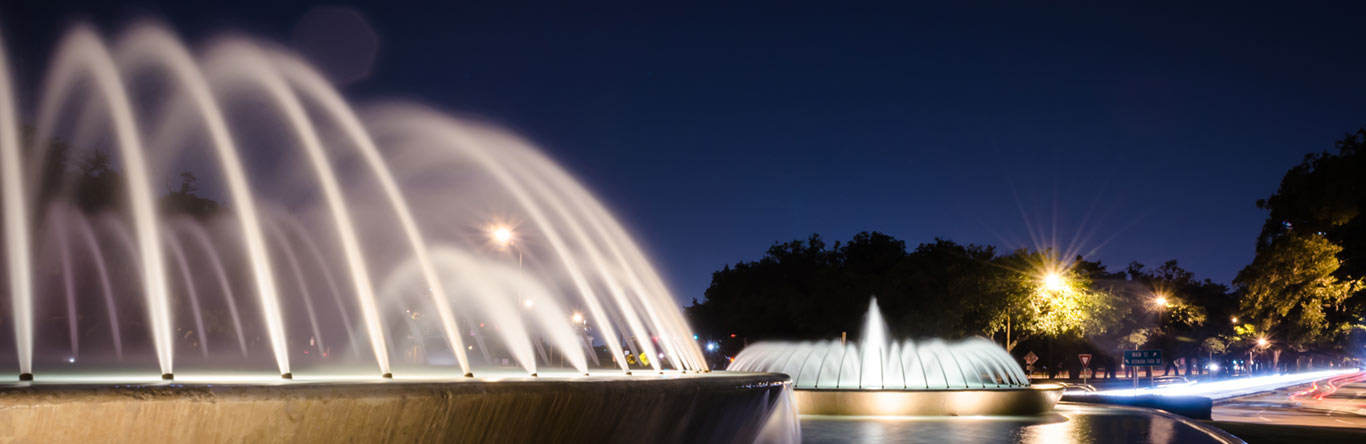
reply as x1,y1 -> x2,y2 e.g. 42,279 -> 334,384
0,20 -> 797,443
730,298 -> 1061,416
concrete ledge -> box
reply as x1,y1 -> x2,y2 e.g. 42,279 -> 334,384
794,385 -> 1062,416
1062,394 -> 1213,419
0,374 -> 790,443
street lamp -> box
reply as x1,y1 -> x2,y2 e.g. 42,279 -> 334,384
492,226 -> 512,245
1042,273 -> 1066,292
489,224 -> 528,307
1246,337 -> 1270,376
1231,316 -> 1238,324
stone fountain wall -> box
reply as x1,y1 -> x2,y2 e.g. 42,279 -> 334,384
0,373 -> 790,444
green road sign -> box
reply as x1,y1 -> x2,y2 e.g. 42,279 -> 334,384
1124,349 -> 1162,366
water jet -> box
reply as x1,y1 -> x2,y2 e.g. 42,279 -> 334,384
731,298 -> 1060,416
0,19 -> 793,444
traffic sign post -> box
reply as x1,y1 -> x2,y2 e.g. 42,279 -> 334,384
1124,349 -> 1163,392
1023,351 -> 1038,377
1078,354 -> 1092,384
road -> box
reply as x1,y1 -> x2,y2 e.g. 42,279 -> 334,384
1209,371 -> 1366,443
1213,371 -> 1366,428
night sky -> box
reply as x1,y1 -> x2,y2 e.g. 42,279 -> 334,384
5,2 -> 1366,305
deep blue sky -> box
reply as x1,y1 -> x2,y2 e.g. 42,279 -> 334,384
6,2 -> 1366,305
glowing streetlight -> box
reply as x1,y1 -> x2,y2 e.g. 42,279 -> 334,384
489,223 -> 530,308
571,312 -> 584,324
491,226 -> 513,246
1153,295 -> 1169,307
1231,316 -> 1238,323
1256,337 -> 1268,347
1042,273 -> 1066,292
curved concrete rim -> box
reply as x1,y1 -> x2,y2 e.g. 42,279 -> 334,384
0,373 -> 792,444
794,385 -> 1063,416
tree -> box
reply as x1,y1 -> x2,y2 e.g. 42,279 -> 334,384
986,250 -> 1120,351
160,171 -> 223,218
1255,129 -> 1366,281
1235,233 -> 1362,349
1244,129 -> 1366,358
687,232 -> 1129,360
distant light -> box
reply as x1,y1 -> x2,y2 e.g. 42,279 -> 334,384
1154,296 -> 1169,307
1257,338 -> 1269,347
490,225 -> 513,246
67,357 -> 75,364
730,333 -> 737,338
571,312 -> 584,324
1231,316 -> 1238,323
658,353 -> 664,358
1207,363 -> 1219,371
523,299 -> 534,308
706,342 -> 718,352
692,334 -> 699,340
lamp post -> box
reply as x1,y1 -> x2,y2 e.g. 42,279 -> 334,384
1148,293 -> 1170,379
491,224 -> 538,376
1038,271 -> 1069,380
491,226 -> 521,267
490,225 -> 527,305
1252,337 -> 1268,375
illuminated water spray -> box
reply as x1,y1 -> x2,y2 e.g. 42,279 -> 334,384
0,21 -> 707,380
731,298 -> 1028,390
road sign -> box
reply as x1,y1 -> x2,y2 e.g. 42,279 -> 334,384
1124,349 -> 1162,367
1078,353 -> 1093,384
1024,351 -> 1038,365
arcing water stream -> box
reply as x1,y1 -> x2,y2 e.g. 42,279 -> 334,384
0,21 -> 706,380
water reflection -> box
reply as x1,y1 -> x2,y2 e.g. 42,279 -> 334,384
801,404 -> 1241,444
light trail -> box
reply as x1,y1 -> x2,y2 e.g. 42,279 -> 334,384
1086,369 -> 1360,400
1288,371 -> 1365,403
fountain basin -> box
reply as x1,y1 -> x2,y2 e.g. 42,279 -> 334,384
793,385 -> 1062,416
0,373 -> 790,443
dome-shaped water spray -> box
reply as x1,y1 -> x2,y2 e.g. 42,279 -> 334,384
731,298 -> 1029,390
730,298 -> 1059,416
